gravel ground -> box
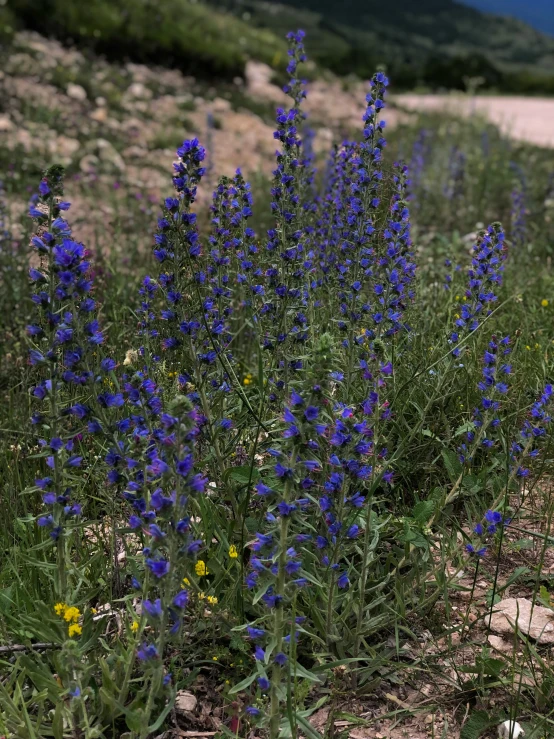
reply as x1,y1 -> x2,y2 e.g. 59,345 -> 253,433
394,94 -> 554,148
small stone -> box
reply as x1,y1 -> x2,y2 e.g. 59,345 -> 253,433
211,97 -> 231,113
175,690 -> 197,713
488,634 -> 514,652
0,115 -> 14,132
90,108 -> 108,123
67,83 -> 87,101
498,721 -> 524,739
80,154 -> 100,172
127,82 -> 152,99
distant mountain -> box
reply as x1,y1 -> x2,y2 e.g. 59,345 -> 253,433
212,0 -> 554,92
460,0 -> 554,37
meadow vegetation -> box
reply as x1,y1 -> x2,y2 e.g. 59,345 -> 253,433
1,25 -> 554,739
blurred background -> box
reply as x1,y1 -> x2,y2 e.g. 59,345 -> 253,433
2,0 -> 553,91
0,0 -> 553,212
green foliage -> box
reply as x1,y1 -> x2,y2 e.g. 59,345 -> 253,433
9,0 -> 287,79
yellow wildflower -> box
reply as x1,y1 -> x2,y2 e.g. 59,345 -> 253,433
229,545 -> 238,559
63,606 -> 81,623
68,624 -> 82,638
183,577 -> 191,586
207,595 -> 218,605
198,592 -> 206,600
54,602 -> 67,617
541,299 -> 549,307
526,345 -> 531,351
90,607 -> 97,615
131,620 -> 139,633
212,656 -> 218,661
195,560 -> 209,576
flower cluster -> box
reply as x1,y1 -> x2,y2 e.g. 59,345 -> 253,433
510,162 -> 527,248
458,336 -> 511,463
444,146 -> 465,201
54,602 -> 83,637
336,73 -> 388,336
450,223 -> 507,356
367,162 -> 415,339
262,30 -> 312,394
511,384 -> 553,478
465,509 -> 509,557
153,137 -> 206,358
27,166 -> 107,547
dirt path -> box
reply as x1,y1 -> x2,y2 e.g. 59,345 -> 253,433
394,94 -> 554,148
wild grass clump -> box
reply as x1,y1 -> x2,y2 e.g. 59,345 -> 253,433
1,28 -> 554,739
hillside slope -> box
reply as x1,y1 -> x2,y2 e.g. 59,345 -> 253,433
213,0 -> 554,91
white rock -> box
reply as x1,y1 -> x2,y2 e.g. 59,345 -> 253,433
67,83 -> 87,101
487,634 -> 514,653
498,721 -> 524,739
489,597 -> 554,644
127,82 -> 152,99
211,96 -> 231,113
175,690 -> 197,713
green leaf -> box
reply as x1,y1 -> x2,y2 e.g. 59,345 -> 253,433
422,428 -> 441,442
148,692 -> 175,732
52,703 -> 64,739
228,672 -> 257,695
125,708 -> 144,732
400,524 -> 429,549
454,422 -> 475,437
462,475 -> 483,493
459,657 -> 506,677
460,710 -> 495,739
290,661 -> 323,684
442,449 -> 462,482
295,711 -> 325,739
227,466 -> 260,486
252,582 -> 271,605
412,500 -> 434,524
